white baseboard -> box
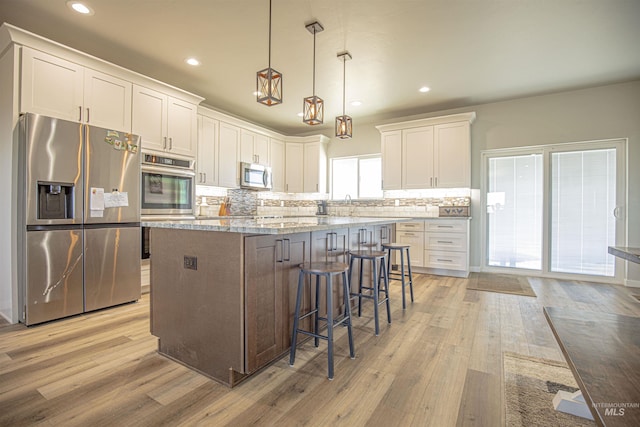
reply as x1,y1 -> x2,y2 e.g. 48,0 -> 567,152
624,278 -> 640,288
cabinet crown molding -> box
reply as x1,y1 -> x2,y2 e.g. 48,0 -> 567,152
375,112 -> 476,133
1,23 -> 203,105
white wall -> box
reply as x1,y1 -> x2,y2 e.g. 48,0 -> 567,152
324,80 -> 640,284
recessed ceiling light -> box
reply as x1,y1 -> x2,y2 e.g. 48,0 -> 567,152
66,1 -> 94,15
419,86 -> 431,93
350,100 -> 362,107
185,58 -> 200,66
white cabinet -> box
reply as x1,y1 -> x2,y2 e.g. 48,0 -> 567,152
423,219 -> 469,277
403,126 -> 434,189
303,141 -> 327,193
434,122 -> 471,188
270,138 -> 285,192
381,131 -> 402,190
21,47 -> 132,132
240,130 -> 270,165
376,112 -> 475,190
197,115 -> 218,186
218,121 -> 241,188
396,221 -> 425,267
285,143 -> 304,193
132,85 -> 197,158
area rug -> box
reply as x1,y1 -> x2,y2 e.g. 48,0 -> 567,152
504,352 -> 595,427
467,272 -> 536,297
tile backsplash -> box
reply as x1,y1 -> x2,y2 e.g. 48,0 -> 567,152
196,186 -> 471,218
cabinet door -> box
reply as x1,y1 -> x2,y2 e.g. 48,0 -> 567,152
83,69 -> 132,132
21,47 -> 84,122
245,233 -> 309,373
218,122 -> 240,188
396,231 -> 424,267
403,126 -> 434,189
285,143 -> 304,193
197,115 -> 218,185
311,229 -> 349,318
240,130 -> 256,164
167,97 -> 197,158
245,235 -> 282,372
303,141 -> 327,193
270,138 -> 285,192
434,121 -> 470,188
381,131 -> 402,190
132,85 -> 167,152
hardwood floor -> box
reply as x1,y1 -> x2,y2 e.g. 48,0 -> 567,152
1,273 -> 639,426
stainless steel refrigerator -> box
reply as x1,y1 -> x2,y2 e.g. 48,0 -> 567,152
18,113 -> 141,325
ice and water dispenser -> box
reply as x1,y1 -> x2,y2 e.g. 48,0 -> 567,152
37,182 -> 74,220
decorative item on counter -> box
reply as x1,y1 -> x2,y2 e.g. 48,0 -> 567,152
218,197 -> 230,216
198,197 -> 209,217
439,206 -> 470,217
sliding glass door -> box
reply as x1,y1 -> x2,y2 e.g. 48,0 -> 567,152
550,148 -> 617,276
483,140 -> 625,281
486,153 -> 543,269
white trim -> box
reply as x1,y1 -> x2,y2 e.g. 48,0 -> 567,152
375,112 -> 476,133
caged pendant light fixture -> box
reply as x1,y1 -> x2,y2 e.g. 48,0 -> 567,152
303,21 -> 324,125
256,0 -> 282,106
335,51 -> 353,139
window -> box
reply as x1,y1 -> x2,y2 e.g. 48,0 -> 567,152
331,155 -> 382,200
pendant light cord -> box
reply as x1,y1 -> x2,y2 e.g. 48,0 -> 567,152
312,29 -> 316,96
342,56 -> 346,115
268,0 -> 272,69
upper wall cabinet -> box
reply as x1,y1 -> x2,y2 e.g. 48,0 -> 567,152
270,138 -> 285,193
303,140 -> 328,193
283,136 -> 328,194
197,114 -> 218,186
218,121 -> 241,188
376,112 -> 475,190
132,85 -> 198,158
240,130 -> 270,165
21,47 -> 132,132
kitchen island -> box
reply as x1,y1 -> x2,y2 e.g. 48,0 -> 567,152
143,216 -> 406,386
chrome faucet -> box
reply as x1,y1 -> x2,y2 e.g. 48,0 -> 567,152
344,194 -> 353,216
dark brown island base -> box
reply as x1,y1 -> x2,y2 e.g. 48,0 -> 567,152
143,216 -> 406,387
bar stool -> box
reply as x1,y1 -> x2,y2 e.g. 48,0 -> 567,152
349,236 -> 391,336
289,261 -> 354,380
382,243 -> 414,309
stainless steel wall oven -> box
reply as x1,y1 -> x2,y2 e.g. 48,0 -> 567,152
141,154 -> 195,218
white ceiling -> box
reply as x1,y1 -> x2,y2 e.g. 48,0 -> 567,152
1,0 -> 639,135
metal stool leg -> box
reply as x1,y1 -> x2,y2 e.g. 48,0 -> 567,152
406,248 -> 414,303
372,257 -> 380,336
289,269 -> 305,366
380,258 -> 391,324
326,273 -> 334,380
358,258 -> 364,316
342,271 -> 355,359
399,249 -> 407,309
314,274 -> 320,347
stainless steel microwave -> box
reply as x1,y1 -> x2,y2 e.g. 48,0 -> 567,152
240,162 -> 272,190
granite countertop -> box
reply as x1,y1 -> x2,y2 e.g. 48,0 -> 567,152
142,216 -> 414,235
608,246 -> 640,264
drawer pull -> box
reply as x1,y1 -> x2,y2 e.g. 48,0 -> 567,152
437,258 -> 453,262
437,225 -> 454,228
437,240 -> 453,244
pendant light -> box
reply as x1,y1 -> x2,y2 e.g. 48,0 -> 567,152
335,51 -> 353,139
256,0 -> 282,106
303,21 -> 324,125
